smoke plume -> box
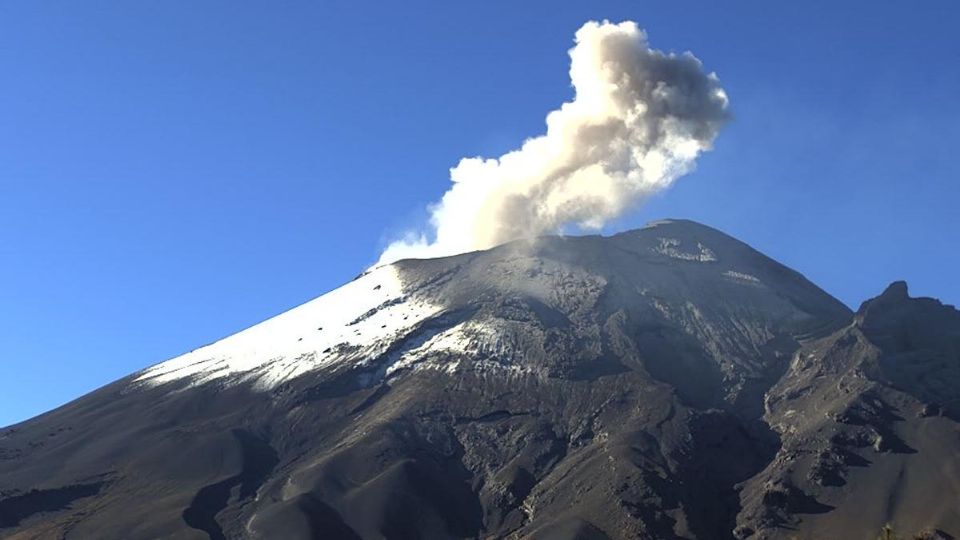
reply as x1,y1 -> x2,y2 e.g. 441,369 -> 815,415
378,20 -> 729,265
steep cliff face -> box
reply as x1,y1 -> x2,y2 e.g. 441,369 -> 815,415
1,220 -> 955,540
738,282 -> 960,540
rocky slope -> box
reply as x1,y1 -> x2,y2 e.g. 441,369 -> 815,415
0,219 -> 956,540
737,281 -> 960,539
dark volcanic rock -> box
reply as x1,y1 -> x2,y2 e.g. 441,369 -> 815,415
738,281 -> 960,539
0,220 -> 956,540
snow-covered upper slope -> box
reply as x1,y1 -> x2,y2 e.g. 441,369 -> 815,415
135,220 -> 849,394
135,265 -> 442,390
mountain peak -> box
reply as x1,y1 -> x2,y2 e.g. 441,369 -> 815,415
855,278 -> 960,352
18,220 -> 960,540
881,280 -> 910,299
868,280 -> 911,306
854,280 -> 912,321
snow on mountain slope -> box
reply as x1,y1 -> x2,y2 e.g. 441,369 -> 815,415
134,219 -> 847,394
134,264 -> 443,389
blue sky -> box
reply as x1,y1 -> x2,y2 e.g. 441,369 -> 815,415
1,0 -> 958,427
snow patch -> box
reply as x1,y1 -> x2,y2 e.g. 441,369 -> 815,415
134,265 -> 443,389
653,237 -> 717,262
383,322 -> 472,378
723,270 -> 761,283
641,219 -> 677,229
378,321 -> 533,379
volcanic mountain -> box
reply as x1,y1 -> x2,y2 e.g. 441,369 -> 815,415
2,220 -> 958,540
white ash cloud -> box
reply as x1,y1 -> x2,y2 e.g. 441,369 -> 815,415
378,20 -> 729,265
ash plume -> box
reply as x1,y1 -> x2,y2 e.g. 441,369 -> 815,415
378,20 -> 729,265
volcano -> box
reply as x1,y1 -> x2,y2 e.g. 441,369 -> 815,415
2,219 -> 958,540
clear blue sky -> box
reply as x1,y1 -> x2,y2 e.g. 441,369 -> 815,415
2,0 -> 958,427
